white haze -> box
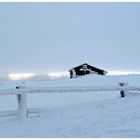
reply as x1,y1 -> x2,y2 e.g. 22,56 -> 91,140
0,71 -> 140,81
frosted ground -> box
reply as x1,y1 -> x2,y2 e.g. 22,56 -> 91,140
0,75 -> 140,137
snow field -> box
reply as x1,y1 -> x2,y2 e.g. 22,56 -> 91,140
0,75 -> 139,137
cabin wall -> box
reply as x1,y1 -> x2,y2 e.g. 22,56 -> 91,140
75,69 -> 90,76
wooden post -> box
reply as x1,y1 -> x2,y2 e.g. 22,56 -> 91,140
120,90 -> 125,98
119,82 -> 128,98
16,86 -> 27,120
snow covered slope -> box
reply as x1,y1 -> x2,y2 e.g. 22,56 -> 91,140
0,74 -> 140,137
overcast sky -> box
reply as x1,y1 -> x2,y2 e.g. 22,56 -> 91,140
0,2 -> 140,74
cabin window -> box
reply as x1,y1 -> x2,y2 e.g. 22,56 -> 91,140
83,65 -> 87,69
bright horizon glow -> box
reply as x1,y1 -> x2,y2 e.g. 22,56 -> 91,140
8,72 -> 69,81
8,71 -> 140,81
47,72 -> 69,79
8,73 -> 35,81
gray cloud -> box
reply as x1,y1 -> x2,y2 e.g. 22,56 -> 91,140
0,3 -> 140,73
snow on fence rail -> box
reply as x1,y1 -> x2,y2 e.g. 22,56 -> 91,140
0,82 -> 140,120
0,86 -> 120,96
0,85 -> 139,95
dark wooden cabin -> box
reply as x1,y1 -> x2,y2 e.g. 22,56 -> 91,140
68,63 -> 107,78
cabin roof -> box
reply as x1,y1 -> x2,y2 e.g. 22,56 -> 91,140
69,63 -> 104,72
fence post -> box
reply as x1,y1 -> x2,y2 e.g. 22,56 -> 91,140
16,86 -> 27,120
118,82 -> 128,98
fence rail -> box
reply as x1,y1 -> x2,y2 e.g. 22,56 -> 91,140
1,85 -> 139,96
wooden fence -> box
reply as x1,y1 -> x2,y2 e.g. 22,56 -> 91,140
0,82 -> 139,120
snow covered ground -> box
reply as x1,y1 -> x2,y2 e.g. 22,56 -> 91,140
0,74 -> 140,137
